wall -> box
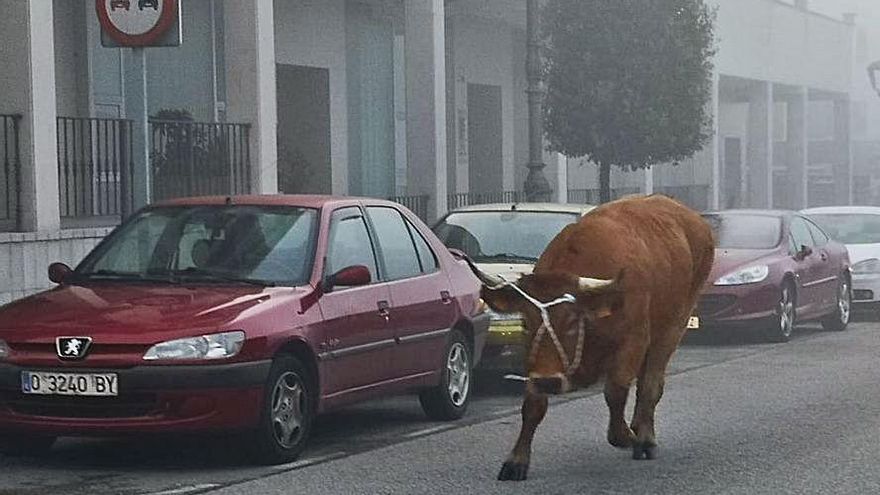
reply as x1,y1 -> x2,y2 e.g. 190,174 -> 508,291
0,229 -> 112,306
274,0 -> 349,194
53,0 -> 90,118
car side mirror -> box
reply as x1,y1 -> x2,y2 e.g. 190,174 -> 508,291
48,262 -> 72,284
322,265 -> 371,293
796,245 -> 813,261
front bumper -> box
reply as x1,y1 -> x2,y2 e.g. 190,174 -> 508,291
852,273 -> 880,304
478,319 -> 526,372
696,283 -> 780,329
0,360 -> 271,436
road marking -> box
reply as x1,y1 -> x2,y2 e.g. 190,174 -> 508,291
147,484 -> 221,495
403,425 -> 455,438
272,452 -> 349,472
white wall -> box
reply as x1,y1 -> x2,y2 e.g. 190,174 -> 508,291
274,0 -> 348,195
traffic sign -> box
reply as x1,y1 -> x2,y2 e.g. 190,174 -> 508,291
96,0 -> 181,47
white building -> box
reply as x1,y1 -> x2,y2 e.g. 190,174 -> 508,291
0,0 -> 863,304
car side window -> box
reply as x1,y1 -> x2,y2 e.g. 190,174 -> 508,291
804,218 -> 830,247
789,217 -> 814,253
406,218 -> 439,273
366,207 -> 422,280
326,207 -> 379,284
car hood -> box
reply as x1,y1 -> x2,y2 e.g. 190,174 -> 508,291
475,262 -> 534,282
709,248 -> 780,284
844,243 -> 880,265
0,283 -> 307,345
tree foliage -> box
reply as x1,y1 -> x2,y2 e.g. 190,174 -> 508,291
542,0 -> 717,202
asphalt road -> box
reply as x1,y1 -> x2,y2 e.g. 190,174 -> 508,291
2,321 -> 878,495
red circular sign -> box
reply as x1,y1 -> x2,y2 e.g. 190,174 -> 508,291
95,0 -> 178,47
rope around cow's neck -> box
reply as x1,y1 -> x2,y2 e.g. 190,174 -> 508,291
486,278 -> 585,379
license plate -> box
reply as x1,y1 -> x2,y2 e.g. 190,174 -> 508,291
687,316 -> 700,329
21,371 -> 118,397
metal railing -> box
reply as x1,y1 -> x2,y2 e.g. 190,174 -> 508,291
387,194 -> 429,222
566,187 -> 640,204
150,120 -> 252,201
57,117 -> 134,225
447,190 -> 525,210
0,114 -> 21,231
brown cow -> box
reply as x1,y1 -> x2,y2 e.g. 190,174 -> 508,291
466,194 -> 714,481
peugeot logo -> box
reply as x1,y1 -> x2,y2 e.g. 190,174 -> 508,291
56,337 -> 93,361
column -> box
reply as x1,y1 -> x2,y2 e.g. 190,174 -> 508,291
224,0 -> 278,194
405,0 -> 448,220
833,97 -> 853,205
788,87 -> 809,209
710,71 -> 720,210
747,81 -> 773,208
0,0 -> 60,231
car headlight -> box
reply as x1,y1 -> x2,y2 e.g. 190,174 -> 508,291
852,258 -> 880,274
715,265 -> 770,286
0,339 -> 9,360
143,331 -> 245,361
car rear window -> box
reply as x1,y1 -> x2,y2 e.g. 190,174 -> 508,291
702,214 -> 782,250
807,214 -> 880,245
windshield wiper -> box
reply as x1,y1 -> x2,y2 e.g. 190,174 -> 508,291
74,269 -> 177,284
168,268 -> 276,287
476,253 -> 539,263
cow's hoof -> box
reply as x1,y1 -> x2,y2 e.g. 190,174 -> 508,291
632,443 -> 658,460
608,428 -> 636,448
498,461 -> 529,481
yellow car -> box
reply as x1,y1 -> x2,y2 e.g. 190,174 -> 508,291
433,202 -> 595,371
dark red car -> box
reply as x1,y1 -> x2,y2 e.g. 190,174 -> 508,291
0,195 -> 489,463
695,210 -> 851,342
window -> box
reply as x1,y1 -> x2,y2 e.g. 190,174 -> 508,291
807,213 -> 880,245
407,219 -> 438,273
789,217 -> 814,252
326,207 -> 379,283
701,214 -> 781,249
367,207 -> 422,280
804,218 -> 829,247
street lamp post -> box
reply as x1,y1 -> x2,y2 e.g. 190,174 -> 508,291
523,0 -> 553,202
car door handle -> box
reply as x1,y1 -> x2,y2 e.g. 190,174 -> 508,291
440,290 -> 452,304
377,300 -> 391,321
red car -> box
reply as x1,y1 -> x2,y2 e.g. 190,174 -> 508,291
0,195 -> 489,463
695,210 -> 851,342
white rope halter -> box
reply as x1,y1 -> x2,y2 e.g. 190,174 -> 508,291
486,277 -> 585,377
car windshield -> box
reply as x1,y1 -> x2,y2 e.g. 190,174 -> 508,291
806,214 -> 880,245
433,210 -> 580,263
702,214 -> 782,249
75,205 -> 318,286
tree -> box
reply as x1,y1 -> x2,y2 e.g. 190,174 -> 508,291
542,0 -> 716,203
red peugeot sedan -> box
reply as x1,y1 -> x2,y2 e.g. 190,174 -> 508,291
695,210 -> 851,342
0,195 -> 489,464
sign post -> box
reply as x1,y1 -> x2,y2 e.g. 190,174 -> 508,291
95,0 -> 182,212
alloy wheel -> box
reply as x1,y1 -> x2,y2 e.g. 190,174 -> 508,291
270,371 -> 306,449
447,342 -> 470,407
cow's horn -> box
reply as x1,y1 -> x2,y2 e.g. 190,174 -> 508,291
462,255 -> 507,288
577,277 -> 616,291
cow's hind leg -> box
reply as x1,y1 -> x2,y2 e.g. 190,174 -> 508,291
498,392 -> 548,481
630,339 -> 680,460
605,381 -> 636,448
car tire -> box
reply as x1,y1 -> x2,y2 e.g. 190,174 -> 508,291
821,277 -> 851,332
419,329 -> 472,421
0,434 -> 56,457
247,355 -> 314,465
764,282 -> 796,343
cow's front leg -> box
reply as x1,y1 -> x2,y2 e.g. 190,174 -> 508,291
498,392 -> 548,481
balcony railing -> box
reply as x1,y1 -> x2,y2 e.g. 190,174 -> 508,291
57,117 -> 134,226
447,190 -> 525,210
150,120 -> 252,201
566,187 -> 640,204
387,194 -> 429,222
0,114 -> 21,232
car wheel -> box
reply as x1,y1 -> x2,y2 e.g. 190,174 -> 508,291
821,277 -> 851,332
0,434 -> 56,457
419,329 -> 471,421
247,355 -> 314,465
765,283 -> 796,343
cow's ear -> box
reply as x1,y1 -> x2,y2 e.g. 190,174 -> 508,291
580,289 -> 624,320
480,285 -> 524,315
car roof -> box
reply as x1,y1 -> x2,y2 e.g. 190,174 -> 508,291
154,194 -> 400,210
703,209 -> 795,218
445,202 -> 595,215
801,206 -> 880,215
